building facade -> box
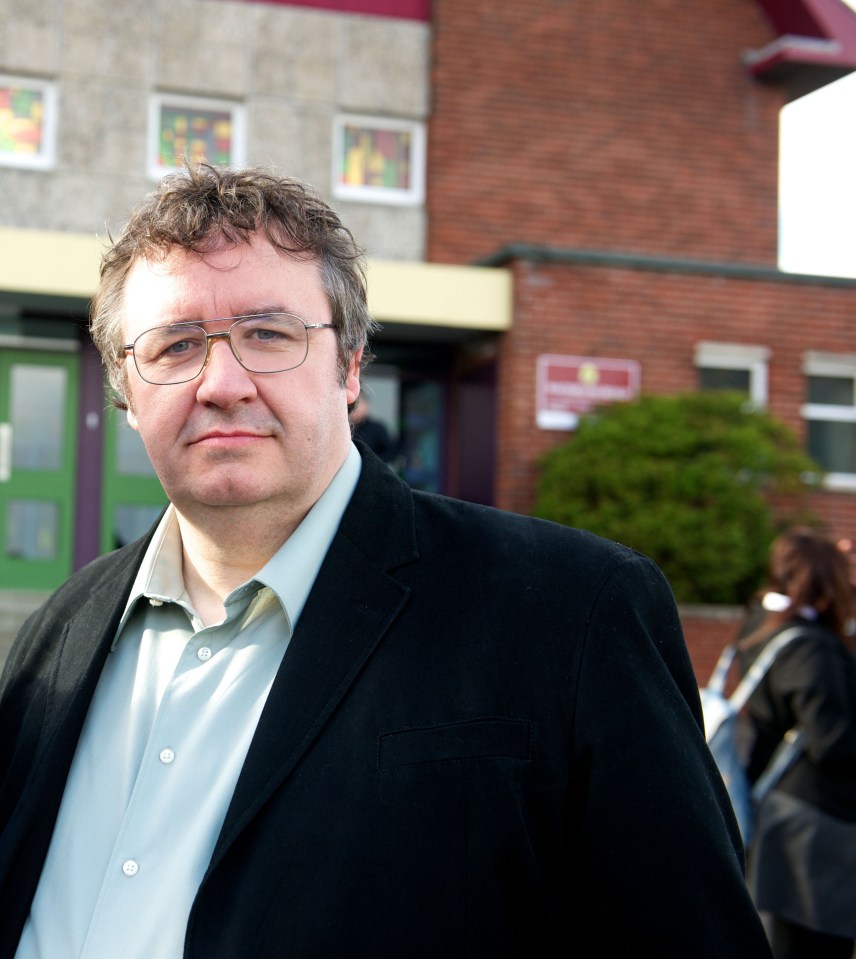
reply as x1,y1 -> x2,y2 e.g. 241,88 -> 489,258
0,0 -> 509,618
2,0 -> 856,676
425,0 -> 856,675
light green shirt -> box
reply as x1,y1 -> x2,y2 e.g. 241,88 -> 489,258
15,444 -> 361,959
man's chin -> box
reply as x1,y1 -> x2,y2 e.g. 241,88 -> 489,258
168,480 -> 274,511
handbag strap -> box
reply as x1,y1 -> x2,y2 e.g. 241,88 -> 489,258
752,727 -> 805,804
706,625 -> 807,705
726,625 -> 808,713
706,643 -> 737,696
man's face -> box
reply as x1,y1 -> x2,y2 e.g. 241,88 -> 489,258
121,233 -> 361,523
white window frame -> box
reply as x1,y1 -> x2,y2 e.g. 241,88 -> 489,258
694,342 -> 769,408
801,351 -> 856,490
332,113 -> 426,206
0,74 -> 58,170
147,93 -> 246,180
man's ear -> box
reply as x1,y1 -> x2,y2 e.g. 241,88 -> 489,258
346,348 -> 363,406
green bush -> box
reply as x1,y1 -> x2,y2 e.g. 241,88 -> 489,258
532,391 -> 823,604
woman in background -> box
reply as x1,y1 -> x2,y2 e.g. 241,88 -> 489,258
739,526 -> 856,959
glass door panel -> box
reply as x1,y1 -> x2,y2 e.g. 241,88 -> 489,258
100,405 -> 167,552
0,351 -> 79,590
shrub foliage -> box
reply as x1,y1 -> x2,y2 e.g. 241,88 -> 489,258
532,392 -> 822,604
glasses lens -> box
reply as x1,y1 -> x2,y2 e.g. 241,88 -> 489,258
134,325 -> 207,385
131,314 -> 311,384
231,314 -> 308,374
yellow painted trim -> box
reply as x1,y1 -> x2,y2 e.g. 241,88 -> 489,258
366,260 -> 512,330
0,229 -> 514,332
0,228 -> 104,299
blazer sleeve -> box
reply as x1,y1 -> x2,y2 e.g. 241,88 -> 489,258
566,548 -> 772,957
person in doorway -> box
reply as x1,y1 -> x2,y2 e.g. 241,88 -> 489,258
0,163 -> 772,958
738,526 -> 856,959
349,396 -> 398,463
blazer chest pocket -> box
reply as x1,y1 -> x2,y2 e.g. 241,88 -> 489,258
378,717 -> 532,805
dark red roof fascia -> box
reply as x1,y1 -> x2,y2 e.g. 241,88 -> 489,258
747,0 -> 856,75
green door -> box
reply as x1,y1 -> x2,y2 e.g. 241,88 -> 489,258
0,350 -> 79,590
100,404 -> 168,553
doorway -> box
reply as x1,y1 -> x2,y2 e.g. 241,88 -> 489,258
0,350 -> 79,590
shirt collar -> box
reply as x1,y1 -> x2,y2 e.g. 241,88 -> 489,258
114,443 -> 362,646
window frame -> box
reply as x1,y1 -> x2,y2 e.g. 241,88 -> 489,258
694,341 -> 769,408
0,74 -> 58,171
801,351 -> 856,490
331,113 -> 426,206
147,92 -> 246,180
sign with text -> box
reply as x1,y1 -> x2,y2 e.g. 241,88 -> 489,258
536,354 -> 641,430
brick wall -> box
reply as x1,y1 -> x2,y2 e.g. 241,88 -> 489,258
679,605 -> 747,685
494,260 -> 856,531
427,0 -> 856,662
428,0 -> 783,266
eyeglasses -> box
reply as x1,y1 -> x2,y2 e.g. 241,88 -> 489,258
123,312 -> 335,385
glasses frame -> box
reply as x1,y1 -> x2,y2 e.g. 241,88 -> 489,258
122,313 -> 336,386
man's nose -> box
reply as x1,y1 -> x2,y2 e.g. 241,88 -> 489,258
203,331 -> 236,366
194,334 -> 257,406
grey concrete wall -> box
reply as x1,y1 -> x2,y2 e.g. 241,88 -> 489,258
0,0 -> 429,260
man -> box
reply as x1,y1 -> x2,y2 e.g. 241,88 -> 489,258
0,164 -> 773,958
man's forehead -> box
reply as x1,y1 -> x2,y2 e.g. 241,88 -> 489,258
130,232 -> 307,274
120,234 -> 324,332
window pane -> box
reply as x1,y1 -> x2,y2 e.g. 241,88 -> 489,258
0,77 -> 55,168
0,84 -> 45,156
5,500 -> 58,560
698,367 -> 751,393
807,419 -> 856,473
339,124 -> 413,190
158,103 -> 234,168
116,418 -> 156,477
807,375 -> 854,406
112,505 -> 164,549
10,364 -> 65,469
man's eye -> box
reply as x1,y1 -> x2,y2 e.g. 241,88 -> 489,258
252,327 -> 286,342
163,339 -> 195,355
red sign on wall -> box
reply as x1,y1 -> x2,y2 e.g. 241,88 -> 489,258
536,354 -> 641,430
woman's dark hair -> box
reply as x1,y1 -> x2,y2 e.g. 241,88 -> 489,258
742,526 -> 856,645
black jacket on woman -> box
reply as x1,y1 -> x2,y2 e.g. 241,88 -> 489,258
743,617 -> 856,823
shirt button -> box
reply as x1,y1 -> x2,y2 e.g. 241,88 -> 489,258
197,646 -> 212,662
122,860 -> 139,877
159,747 -> 175,764
149,598 -> 164,606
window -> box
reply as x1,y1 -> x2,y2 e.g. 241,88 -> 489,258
148,93 -> 246,179
0,75 -> 57,170
802,352 -> 856,487
332,114 -> 425,206
694,342 -> 769,407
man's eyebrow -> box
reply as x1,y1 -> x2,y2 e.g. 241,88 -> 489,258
163,306 -> 294,326
233,306 -> 293,318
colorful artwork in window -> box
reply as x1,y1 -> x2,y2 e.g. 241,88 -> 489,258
333,115 -> 425,205
0,77 -> 56,168
340,124 -> 412,191
150,95 -> 245,178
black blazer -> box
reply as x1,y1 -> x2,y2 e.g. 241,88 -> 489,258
0,446 -> 772,958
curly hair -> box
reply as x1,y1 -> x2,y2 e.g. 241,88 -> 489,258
90,163 -> 376,407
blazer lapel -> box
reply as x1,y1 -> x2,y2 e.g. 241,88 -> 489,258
212,449 -> 418,858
